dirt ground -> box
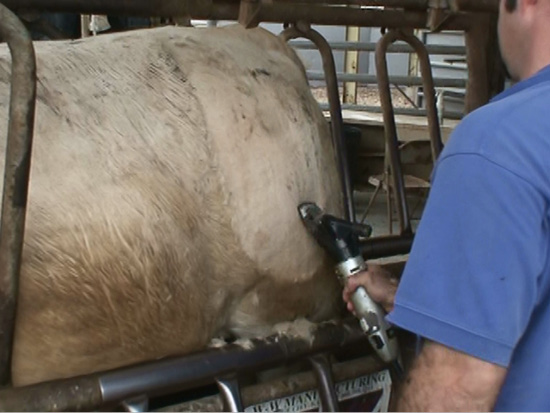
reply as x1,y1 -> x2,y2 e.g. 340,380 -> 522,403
310,85 -> 416,108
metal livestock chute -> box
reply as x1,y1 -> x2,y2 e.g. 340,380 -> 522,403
0,1 -> 499,411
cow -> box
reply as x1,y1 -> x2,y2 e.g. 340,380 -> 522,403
0,24 -> 344,387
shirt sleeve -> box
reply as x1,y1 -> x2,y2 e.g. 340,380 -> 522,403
387,153 -> 548,367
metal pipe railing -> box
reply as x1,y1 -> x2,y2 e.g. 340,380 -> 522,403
401,30 -> 443,162
157,354 -> 386,412
281,23 -> 355,222
319,103 -> 463,120
374,29 -> 442,236
307,71 -> 466,88
3,0 -> 498,15
289,40 -> 466,55
0,2 -> 37,386
273,0 -> 428,8
2,0 -> 482,28
0,319 -> 369,411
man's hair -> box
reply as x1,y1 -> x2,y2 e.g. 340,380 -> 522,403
505,0 -> 517,11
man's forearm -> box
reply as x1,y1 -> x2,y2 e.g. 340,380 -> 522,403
393,341 -> 506,412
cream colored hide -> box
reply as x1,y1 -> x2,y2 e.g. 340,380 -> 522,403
0,25 -> 344,386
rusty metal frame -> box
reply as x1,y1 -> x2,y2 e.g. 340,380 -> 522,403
281,22 -> 355,222
0,2 -> 37,387
2,0 -> 495,26
375,28 -> 443,235
0,0 -> 499,408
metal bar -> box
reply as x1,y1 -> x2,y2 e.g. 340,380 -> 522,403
290,40 -> 466,55
360,233 -> 414,259
0,2 -> 37,386
281,24 -> 355,222
0,319 -> 368,411
376,30 -> 411,235
96,319 -> 368,406
318,102 -> 463,120
307,71 -> 466,88
157,355 -> 386,412
2,0 -> 476,29
394,83 -> 419,108
451,0 -> 498,12
216,375 -> 244,412
308,354 -> 339,412
80,14 -> 90,38
0,376 -> 104,412
399,30 -> 443,162
273,0 -> 428,8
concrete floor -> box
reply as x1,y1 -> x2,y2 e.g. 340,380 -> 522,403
354,187 -> 427,237
353,187 -> 428,265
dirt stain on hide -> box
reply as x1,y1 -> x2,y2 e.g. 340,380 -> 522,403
251,68 -> 271,79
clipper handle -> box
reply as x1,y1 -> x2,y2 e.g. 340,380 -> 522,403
338,256 -> 400,365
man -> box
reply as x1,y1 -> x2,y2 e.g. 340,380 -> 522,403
344,0 -> 550,410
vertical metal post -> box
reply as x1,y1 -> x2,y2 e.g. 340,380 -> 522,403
80,14 -> 90,37
400,30 -> 443,161
375,30 -> 412,235
281,22 -> 355,222
375,29 -> 442,235
0,2 -> 37,386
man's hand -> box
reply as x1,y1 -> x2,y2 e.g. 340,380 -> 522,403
342,264 -> 398,313
395,340 -> 507,411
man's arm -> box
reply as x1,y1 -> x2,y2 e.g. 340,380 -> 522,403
394,340 -> 506,412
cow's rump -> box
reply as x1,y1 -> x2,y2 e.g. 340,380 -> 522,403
0,25 -> 343,386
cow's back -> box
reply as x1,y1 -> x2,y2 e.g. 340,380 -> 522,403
0,25 -> 343,386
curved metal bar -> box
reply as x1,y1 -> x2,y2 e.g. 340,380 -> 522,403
281,24 -> 355,222
216,375 -> 244,412
375,29 -> 442,235
0,2 -> 37,386
308,354 -> 339,412
398,31 -> 443,162
375,30 -> 411,235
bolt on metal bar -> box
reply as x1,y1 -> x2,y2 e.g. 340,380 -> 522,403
0,2 -> 37,387
307,71 -> 466,88
308,354 -> 339,412
281,23 -> 355,222
290,40 -> 467,55
216,375 -> 244,412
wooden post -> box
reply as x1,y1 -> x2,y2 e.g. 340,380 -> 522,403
343,25 -> 360,104
80,15 -> 90,37
464,14 -> 504,113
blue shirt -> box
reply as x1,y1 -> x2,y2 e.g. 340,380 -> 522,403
387,65 -> 550,411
